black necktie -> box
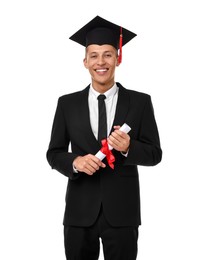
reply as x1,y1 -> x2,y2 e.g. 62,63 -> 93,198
97,94 -> 107,144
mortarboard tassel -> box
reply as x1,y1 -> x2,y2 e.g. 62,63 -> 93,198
118,27 -> 123,64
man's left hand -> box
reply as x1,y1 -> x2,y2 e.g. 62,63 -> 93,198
107,125 -> 130,153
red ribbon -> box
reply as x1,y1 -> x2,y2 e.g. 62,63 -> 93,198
100,139 -> 115,169
118,27 -> 123,64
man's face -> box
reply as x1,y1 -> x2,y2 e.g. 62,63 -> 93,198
83,44 -> 119,92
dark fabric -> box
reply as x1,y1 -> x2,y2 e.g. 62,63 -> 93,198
69,16 -> 136,48
64,206 -> 138,260
97,94 -> 107,144
46,83 -> 162,227
86,27 -> 118,49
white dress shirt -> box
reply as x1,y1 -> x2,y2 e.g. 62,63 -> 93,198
73,83 -> 126,172
88,83 -> 119,140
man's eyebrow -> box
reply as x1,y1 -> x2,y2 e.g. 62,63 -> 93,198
87,50 -> 114,55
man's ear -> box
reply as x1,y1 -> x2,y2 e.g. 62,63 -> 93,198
83,58 -> 88,68
116,58 -> 120,67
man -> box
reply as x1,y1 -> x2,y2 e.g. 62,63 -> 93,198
46,16 -> 162,260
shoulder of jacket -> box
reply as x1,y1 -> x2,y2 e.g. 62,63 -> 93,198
128,89 -> 150,99
117,82 -> 151,100
58,85 -> 90,103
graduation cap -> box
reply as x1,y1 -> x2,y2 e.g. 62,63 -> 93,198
69,16 -> 137,63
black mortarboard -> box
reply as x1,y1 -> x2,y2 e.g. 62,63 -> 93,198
69,16 -> 137,63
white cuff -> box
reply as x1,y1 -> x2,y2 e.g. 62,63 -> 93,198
72,164 -> 78,173
121,150 -> 129,157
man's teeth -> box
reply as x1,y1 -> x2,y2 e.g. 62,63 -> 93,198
96,69 -> 107,72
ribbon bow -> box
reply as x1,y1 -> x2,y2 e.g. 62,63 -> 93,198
100,139 -> 115,169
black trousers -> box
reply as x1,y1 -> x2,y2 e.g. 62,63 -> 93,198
64,207 -> 139,260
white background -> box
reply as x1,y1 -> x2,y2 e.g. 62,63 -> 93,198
0,0 -> 202,259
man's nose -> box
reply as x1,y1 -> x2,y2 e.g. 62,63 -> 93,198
97,55 -> 105,65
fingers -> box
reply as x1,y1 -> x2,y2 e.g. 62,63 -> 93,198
108,126 -> 130,152
113,125 -> 121,130
73,154 -> 106,175
73,124 -> 130,175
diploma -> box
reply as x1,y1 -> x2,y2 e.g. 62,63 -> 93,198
95,123 -> 131,167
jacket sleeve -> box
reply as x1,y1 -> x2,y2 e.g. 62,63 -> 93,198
125,95 -> 162,166
46,97 -> 81,180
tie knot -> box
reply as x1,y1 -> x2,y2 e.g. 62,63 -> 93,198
97,94 -> 106,101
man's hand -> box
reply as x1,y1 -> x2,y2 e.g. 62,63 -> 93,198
73,154 -> 106,175
108,125 -> 130,153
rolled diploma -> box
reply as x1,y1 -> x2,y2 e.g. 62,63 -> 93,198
95,123 -> 131,161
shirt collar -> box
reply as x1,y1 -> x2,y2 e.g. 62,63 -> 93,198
89,83 -> 118,100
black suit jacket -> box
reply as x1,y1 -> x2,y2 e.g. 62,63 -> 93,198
46,83 -> 162,227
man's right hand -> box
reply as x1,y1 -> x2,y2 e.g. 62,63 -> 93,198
73,154 -> 106,175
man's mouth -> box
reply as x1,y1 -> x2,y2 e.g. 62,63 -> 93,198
95,68 -> 108,73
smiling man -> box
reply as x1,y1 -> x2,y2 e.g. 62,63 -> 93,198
46,16 -> 162,260
84,44 -> 118,93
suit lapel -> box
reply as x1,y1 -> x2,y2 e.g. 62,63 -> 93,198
111,83 -> 130,133
79,86 -> 101,152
